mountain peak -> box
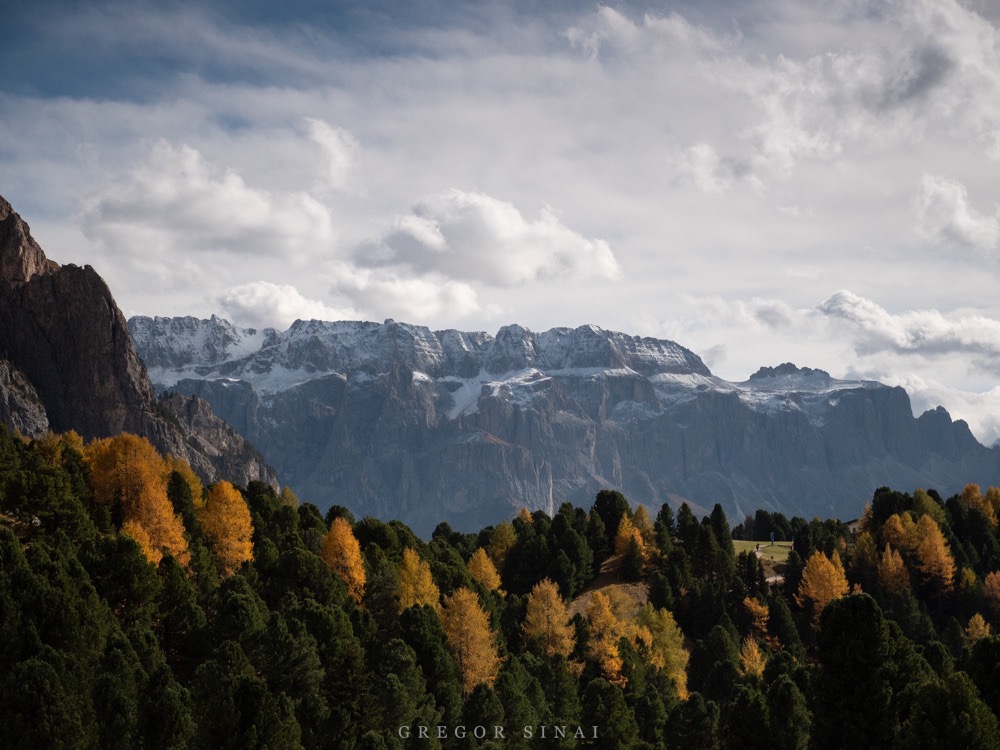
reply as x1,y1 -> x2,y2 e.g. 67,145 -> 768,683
748,362 -> 831,381
0,194 -> 58,284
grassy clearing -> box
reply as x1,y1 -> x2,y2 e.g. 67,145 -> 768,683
733,539 -> 793,563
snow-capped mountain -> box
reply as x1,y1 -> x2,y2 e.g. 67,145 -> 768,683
130,315 -> 1000,534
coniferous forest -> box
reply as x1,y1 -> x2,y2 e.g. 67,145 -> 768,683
4,427 -> 1000,749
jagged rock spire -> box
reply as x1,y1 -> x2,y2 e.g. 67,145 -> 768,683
0,194 -> 58,284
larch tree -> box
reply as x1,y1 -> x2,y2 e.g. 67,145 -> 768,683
198,480 -> 254,576
84,433 -> 190,567
984,571 -> 1000,621
967,613 -> 991,645
961,483 -> 997,526
632,504 -> 655,545
913,514 -> 955,595
743,596 -> 770,640
614,515 -> 644,558
467,548 -> 503,592
397,547 -> 440,612
440,587 -> 501,694
585,591 -> 626,686
165,455 -> 204,507
522,578 -> 575,658
635,603 -> 689,699
322,517 -> 366,603
877,545 -> 910,595
795,550 -> 849,626
739,637 -> 766,679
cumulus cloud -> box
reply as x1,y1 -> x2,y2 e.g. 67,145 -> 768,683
816,290 -> 1000,368
360,189 -> 622,286
329,262 -> 483,321
80,140 -> 335,266
915,173 -> 1000,251
218,281 -> 354,330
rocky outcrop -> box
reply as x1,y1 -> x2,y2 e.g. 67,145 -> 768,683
131,315 -> 1000,535
0,195 -> 277,489
0,359 -> 48,438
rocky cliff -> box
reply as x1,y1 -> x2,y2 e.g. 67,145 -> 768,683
130,314 -> 1000,534
0,195 -> 277,489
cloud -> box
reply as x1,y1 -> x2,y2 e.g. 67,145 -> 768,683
79,140 -> 335,267
915,173 -> 1000,251
329,262 -> 483,322
304,117 -> 360,194
218,281 -> 354,330
360,189 -> 622,286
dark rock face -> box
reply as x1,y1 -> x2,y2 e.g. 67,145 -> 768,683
131,316 -> 1000,536
0,195 -> 277,489
0,359 -> 48,438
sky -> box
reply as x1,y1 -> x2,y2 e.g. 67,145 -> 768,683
4,0 -> 1000,443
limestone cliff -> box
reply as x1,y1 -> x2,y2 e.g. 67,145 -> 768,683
0,195 -> 277,489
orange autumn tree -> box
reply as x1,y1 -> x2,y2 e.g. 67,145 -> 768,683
522,578 -> 575,658
397,547 -> 440,612
635,603 -> 689,699
322,517 -> 366,603
614,515 -> 645,557
441,587 -> 502,694
84,433 -> 189,567
984,571 -> 1000,621
467,547 -> 503,592
877,545 -> 910,595
795,550 -> 849,626
585,591 -> 627,686
198,480 -> 254,576
913,514 -> 955,596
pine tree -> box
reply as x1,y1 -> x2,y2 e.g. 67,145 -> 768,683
321,517 -> 366,603
487,521 -> 517,570
467,547 -> 503,592
440,587 -> 502,694
198,480 -> 254,576
397,547 -> 440,612
521,578 -> 575,658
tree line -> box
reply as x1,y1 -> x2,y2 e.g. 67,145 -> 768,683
2,426 -> 1000,748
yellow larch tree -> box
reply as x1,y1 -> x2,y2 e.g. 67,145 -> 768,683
198,480 -> 254,576
744,596 -> 770,640
84,433 -> 190,567
739,637 -> 766,679
987,486 -> 1000,518
912,514 -> 955,595
795,550 -> 849,626
322,517 -> 366,603
614,515 -> 645,557
632,504 -> 655,545
441,587 -> 502,694
961,483 -> 997,526
967,613 -> 991,644
877,545 -> 910,595
122,519 -> 159,565
397,547 -> 440,612
522,578 -> 575,658
517,507 -> 534,524
635,603 -> 689,699
467,547 -> 503,592
984,571 -> 1000,621
585,591 -> 626,686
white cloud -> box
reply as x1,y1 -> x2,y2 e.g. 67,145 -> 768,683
329,262 -> 483,322
218,281 -> 354,329
79,140 -> 335,271
362,189 -> 622,286
915,173 -> 1000,251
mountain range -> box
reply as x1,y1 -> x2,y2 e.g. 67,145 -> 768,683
128,313 -> 1000,535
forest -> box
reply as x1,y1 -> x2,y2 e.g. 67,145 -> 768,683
3,427 -> 1000,749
